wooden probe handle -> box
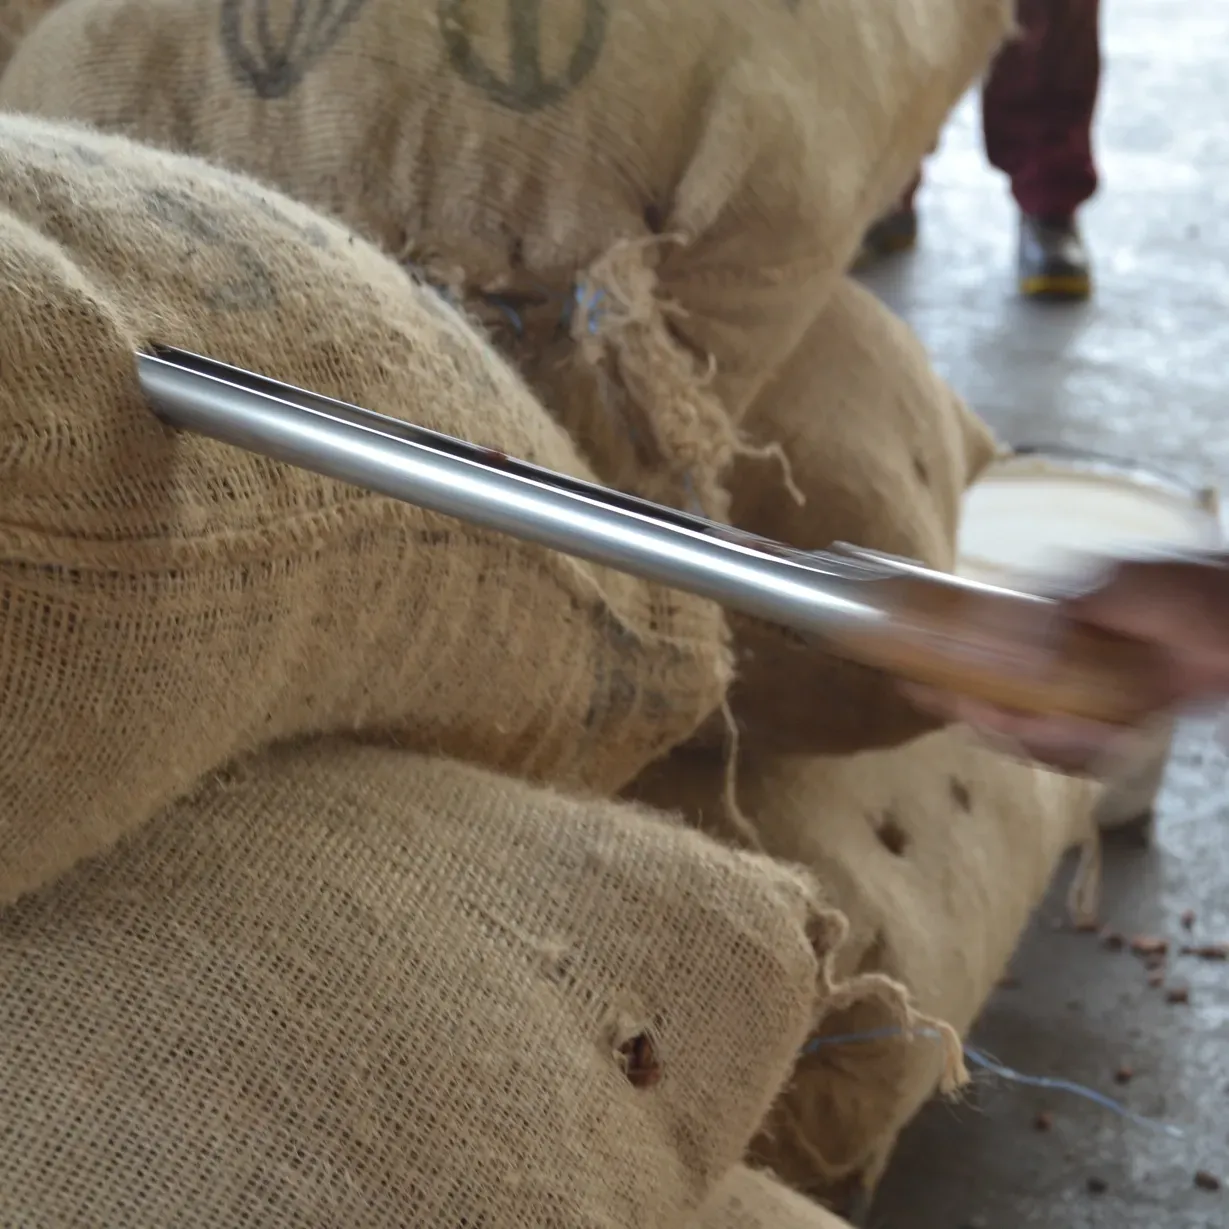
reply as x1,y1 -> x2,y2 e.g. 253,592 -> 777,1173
828,576 -> 1165,727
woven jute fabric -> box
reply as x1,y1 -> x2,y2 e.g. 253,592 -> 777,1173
0,0 -> 1013,512
0,0 -> 56,68
0,738 -> 842,1225
693,1166 -> 853,1229
0,114 -> 730,906
630,731 -> 1098,1203
694,276 -> 1000,756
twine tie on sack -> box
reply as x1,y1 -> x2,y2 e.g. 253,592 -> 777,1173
805,1027 -> 1184,1139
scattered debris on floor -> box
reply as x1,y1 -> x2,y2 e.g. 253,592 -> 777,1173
1129,935 -> 1169,958
1180,942 -> 1228,961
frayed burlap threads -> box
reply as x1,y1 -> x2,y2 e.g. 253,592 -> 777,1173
759,981 -> 969,1203
0,0 -> 1011,532
571,236 -> 735,519
714,697 -> 767,855
781,916 -> 971,1190
571,235 -> 803,518
808,902 -> 971,1095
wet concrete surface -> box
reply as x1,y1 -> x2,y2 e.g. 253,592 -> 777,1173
856,1 -> 1229,1226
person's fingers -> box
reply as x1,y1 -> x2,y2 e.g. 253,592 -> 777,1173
905,684 -> 1140,774
1069,557 -> 1228,639
900,553 -> 1229,771
1050,558 -> 1229,706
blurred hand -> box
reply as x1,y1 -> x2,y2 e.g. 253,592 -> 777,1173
908,553 -> 1229,773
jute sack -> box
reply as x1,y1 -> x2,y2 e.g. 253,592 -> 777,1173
630,730 -> 1098,1202
694,1166 -> 853,1229
688,276 -> 1000,755
0,0 -> 57,68
0,115 -> 730,907
0,0 -> 1014,513
0,739 -> 852,1226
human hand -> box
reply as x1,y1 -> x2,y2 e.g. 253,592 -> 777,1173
907,552 -> 1229,773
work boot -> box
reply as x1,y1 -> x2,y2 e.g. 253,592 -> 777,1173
1018,213 -> 1092,300
853,203 -> 918,270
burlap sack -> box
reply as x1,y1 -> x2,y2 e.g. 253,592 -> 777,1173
687,276 -> 998,755
0,738 -> 853,1225
0,0 -> 56,68
0,115 -> 730,907
630,729 -> 1098,1202
0,0 -> 1013,512
694,1166 -> 853,1229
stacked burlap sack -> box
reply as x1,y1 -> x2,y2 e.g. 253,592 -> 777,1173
0,113 -> 735,902
632,735 -> 1099,1207
0,0 -> 56,69
628,277 -> 1103,1207
0,0 -> 1014,515
2,735 -> 839,1225
0,113 -> 932,1226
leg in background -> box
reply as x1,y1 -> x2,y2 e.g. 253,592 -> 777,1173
983,0 -> 1102,299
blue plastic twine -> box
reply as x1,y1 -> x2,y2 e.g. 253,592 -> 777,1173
571,284 -> 606,335
804,1026 -> 1184,1139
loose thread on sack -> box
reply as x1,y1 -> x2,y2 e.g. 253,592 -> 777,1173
468,271 -> 802,519
569,283 -> 714,519
716,698 -> 765,854
804,1026 -> 1184,1139
1067,830 -> 1103,928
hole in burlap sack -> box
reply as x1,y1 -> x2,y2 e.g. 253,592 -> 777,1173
949,776 -> 973,812
643,203 -> 666,234
617,1032 -> 662,1089
873,809 -> 909,857
913,455 -> 930,486
611,1015 -> 664,1090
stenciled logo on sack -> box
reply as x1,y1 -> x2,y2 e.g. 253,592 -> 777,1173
143,186 -> 280,311
439,0 -> 608,114
219,0 -> 374,100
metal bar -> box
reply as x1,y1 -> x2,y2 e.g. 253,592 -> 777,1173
134,346 -> 1173,728
136,346 -> 893,640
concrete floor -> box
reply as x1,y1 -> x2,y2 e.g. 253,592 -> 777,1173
857,1 -> 1229,1226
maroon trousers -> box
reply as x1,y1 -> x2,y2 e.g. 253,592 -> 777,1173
906,0 -> 1101,218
